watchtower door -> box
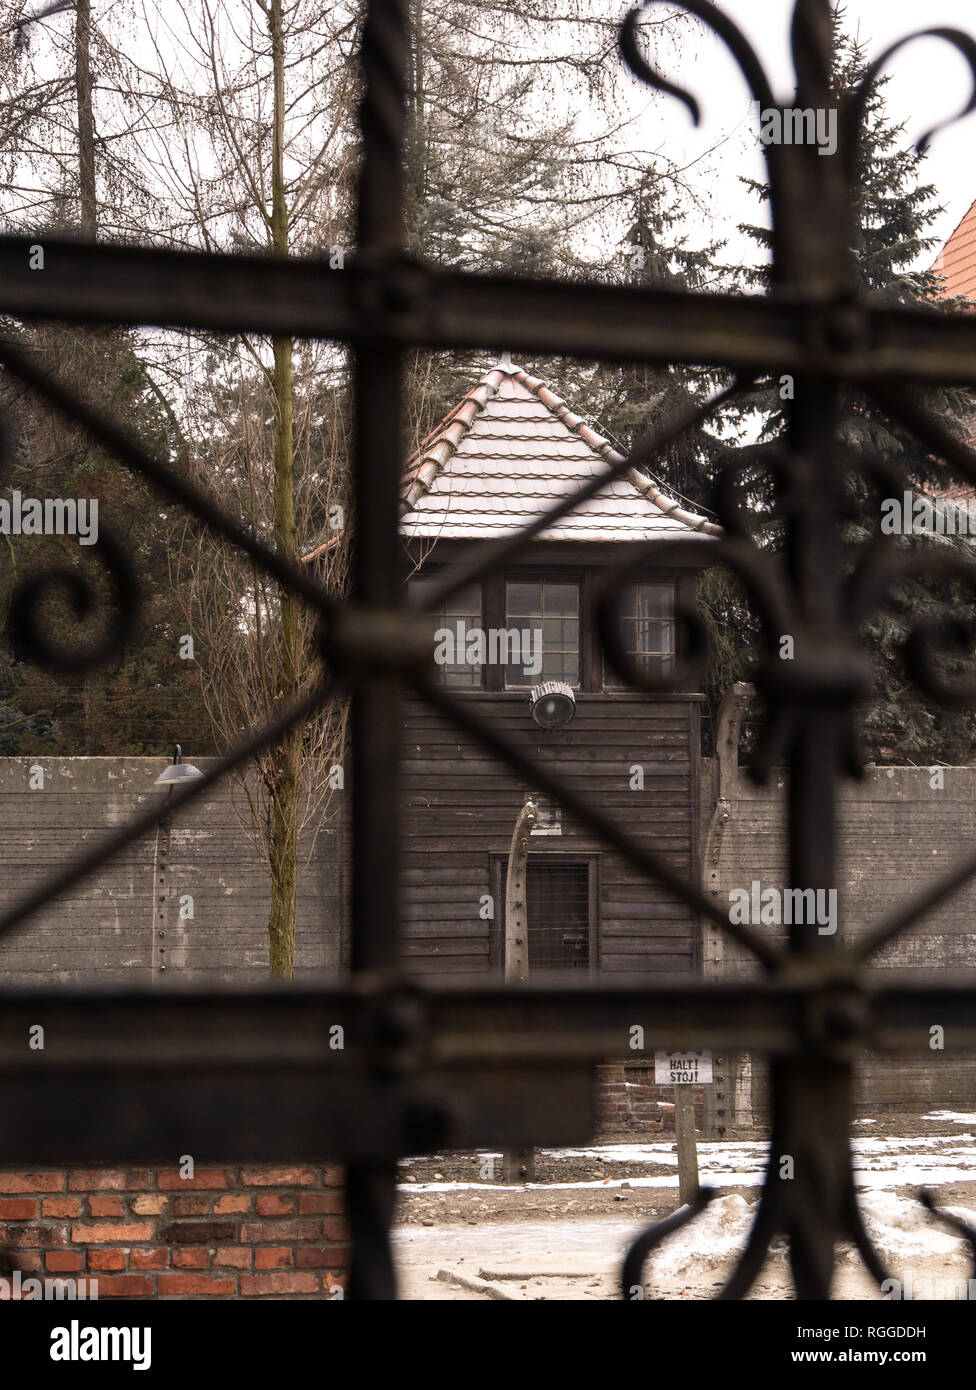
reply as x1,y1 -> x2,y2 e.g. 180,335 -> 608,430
525,859 -> 590,970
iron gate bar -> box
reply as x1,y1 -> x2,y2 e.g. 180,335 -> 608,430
345,0 -> 409,1302
4,980 -> 976,1072
1,975 -> 975,1166
10,235 -> 976,383
1,0 -> 976,1300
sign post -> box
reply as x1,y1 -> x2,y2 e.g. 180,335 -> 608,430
655,1051 -> 712,1205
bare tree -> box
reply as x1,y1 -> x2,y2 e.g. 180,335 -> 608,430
0,0 -> 170,238
175,338 -> 350,978
132,0 -> 357,977
0,0 -> 706,975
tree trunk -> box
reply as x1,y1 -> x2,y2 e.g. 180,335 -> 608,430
265,0 -> 301,980
75,0 -> 97,237
267,332 -> 301,979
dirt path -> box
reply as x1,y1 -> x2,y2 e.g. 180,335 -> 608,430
394,1217 -> 970,1300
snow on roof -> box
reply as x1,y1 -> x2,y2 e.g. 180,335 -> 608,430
400,360 -> 720,543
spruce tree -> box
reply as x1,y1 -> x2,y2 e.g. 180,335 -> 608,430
720,8 -> 976,766
574,170 -> 731,510
0,322 -> 217,756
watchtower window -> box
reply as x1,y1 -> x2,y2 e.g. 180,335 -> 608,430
604,581 -> 675,687
504,580 -> 579,687
409,578 -> 484,687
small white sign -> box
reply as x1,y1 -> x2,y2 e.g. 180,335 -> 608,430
654,1050 -> 713,1085
530,798 -> 561,836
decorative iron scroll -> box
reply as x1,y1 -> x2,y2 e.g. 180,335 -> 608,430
612,0 -> 976,1298
2,0 -> 976,1300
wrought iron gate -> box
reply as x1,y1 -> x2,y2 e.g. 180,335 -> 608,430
2,0 -> 976,1301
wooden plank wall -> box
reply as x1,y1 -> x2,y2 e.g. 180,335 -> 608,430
401,692 -> 702,976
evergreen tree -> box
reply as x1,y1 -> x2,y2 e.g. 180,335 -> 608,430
716,8 -> 976,766
0,0 -> 225,758
0,700 -> 58,755
0,321 -> 217,756
402,0 -> 704,454
575,170 -> 730,508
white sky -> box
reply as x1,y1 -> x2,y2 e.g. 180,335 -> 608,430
12,1 -> 976,277
639,1 -> 976,273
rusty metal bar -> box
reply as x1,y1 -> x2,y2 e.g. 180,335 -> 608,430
1,0 -> 976,1307
1,977 -> 974,1070
0,974 -> 972,1162
346,0 -> 410,1302
5,235 -> 976,382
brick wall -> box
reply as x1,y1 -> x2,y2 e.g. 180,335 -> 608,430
596,1063 -> 705,1134
0,1164 -> 348,1299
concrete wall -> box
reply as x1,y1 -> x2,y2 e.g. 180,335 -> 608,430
699,729 -> 976,1127
0,759 -> 345,985
702,758 -> 976,978
2,749 -> 973,1134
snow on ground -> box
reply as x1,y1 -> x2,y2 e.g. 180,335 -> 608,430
652,1194 -> 756,1276
399,1133 -> 976,1193
394,1193 -> 976,1298
633,1190 -> 976,1279
559,1190 -> 976,1280
857,1192 -> 975,1260
396,1129 -> 976,1297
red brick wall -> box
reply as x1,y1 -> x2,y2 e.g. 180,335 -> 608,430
596,1063 -> 705,1133
0,1164 -> 348,1298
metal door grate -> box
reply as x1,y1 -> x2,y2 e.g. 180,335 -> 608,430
500,858 -> 592,969
527,861 -> 590,970
0,0 -> 976,1302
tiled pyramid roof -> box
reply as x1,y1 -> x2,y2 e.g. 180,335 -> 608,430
399,362 -> 720,542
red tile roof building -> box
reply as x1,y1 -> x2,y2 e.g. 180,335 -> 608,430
932,198 -> 976,302
303,358 -> 720,562
926,206 -> 976,506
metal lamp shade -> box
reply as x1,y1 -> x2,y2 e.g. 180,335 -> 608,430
529,680 -> 576,729
154,745 -> 205,786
